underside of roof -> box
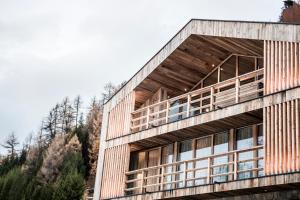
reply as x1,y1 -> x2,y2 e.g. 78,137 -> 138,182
134,35 -> 263,107
106,19 -> 300,108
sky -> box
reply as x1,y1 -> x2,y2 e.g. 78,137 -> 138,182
0,0 -> 283,154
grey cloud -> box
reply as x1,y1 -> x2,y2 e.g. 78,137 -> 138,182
0,0 -> 282,154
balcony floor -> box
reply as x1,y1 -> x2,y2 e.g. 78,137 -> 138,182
107,172 -> 300,200
131,109 -> 262,150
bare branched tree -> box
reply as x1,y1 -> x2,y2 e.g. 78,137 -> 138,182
1,132 -> 19,158
74,95 -> 82,129
59,97 -> 75,134
100,81 -> 126,104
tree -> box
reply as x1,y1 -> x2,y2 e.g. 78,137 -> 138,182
52,170 -> 84,200
59,97 -> 75,134
1,133 -> 19,158
73,95 -> 82,130
43,104 -> 60,141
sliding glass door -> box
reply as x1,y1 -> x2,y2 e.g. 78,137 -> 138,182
176,140 -> 193,188
236,126 -> 253,179
212,132 -> 229,183
146,148 -> 160,192
195,136 -> 212,185
161,144 -> 174,189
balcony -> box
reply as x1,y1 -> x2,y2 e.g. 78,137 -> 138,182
125,145 -> 264,194
131,68 -> 264,133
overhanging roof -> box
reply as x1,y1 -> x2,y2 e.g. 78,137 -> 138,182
105,19 -> 300,108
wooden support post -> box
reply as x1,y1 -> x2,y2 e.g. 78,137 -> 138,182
166,101 -> 169,123
160,167 -> 164,191
192,139 -> 196,186
235,78 -> 240,103
252,125 -> 258,177
140,170 -> 145,194
234,152 -> 238,180
146,107 -> 150,129
236,55 -> 239,77
210,87 -> 214,111
229,129 -> 235,181
157,147 -> 162,191
173,142 -> 178,189
187,94 -> 191,117
183,161 -> 187,187
207,157 -> 211,184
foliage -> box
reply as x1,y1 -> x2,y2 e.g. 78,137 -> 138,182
0,152 -> 26,176
0,82 -> 124,199
52,170 -> 85,200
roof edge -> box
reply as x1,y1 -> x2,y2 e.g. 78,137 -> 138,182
104,18 -> 300,105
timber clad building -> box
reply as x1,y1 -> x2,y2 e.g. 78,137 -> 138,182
94,19 -> 300,200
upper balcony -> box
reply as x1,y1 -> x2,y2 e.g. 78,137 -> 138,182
131,58 -> 264,133
130,35 -> 264,134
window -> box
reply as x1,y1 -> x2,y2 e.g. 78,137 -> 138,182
161,144 -> 174,190
195,136 -> 212,185
127,123 -> 264,194
176,140 -> 193,188
257,124 -> 264,177
236,126 -> 253,179
127,151 -> 146,194
213,132 -> 229,183
145,149 -> 160,192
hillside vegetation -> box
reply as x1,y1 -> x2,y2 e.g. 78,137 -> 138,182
0,82 -> 123,200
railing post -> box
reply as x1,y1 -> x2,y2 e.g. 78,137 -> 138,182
210,87 -> 214,111
207,157 -> 211,184
234,152 -> 238,180
140,170 -> 145,194
146,107 -> 150,129
166,101 -> 169,123
183,161 -> 187,187
187,94 -> 191,117
160,166 -> 164,191
235,78 -> 240,103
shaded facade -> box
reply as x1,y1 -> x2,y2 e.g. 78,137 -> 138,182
93,20 -> 300,200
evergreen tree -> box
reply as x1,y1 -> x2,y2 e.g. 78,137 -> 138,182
52,170 -> 84,200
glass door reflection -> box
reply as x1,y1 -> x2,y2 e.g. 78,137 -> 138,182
195,136 -> 212,185
213,132 -> 229,183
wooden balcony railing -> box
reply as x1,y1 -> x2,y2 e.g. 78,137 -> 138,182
131,69 -> 264,132
125,145 -> 264,194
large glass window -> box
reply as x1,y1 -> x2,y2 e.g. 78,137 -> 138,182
195,136 -> 212,185
213,132 -> 229,183
127,151 -> 146,194
127,123 -> 264,194
161,144 -> 174,190
236,126 -> 253,179
257,124 -> 264,177
145,149 -> 160,192
176,140 -> 193,188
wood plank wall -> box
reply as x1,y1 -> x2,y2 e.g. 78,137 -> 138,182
264,99 -> 300,175
264,40 -> 300,94
106,92 -> 135,140
100,144 -> 130,199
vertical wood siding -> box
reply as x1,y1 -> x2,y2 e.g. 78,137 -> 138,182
100,144 -> 130,199
264,99 -> 300,175
106,92 -> 135,140
264,40 -> 300,94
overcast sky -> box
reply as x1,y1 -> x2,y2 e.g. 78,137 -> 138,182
0,0 -> 283,154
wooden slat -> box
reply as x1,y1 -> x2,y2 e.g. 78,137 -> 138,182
101,145 -> 130,199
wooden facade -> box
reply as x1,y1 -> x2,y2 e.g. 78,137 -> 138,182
264,99 -> 300,175
106,92 -> 135,140
264,41 -> 300,94
93,20 -> 300,200
100,144 -> 130,199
